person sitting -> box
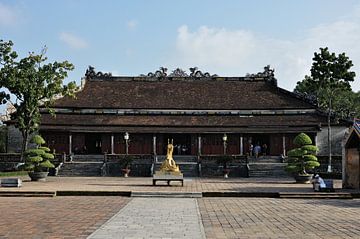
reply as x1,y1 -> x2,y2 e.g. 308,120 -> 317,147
312,174 -> 326,191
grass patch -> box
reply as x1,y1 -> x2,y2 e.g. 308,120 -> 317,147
0,171 -> 29,177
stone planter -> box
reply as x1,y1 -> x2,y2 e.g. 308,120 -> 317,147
28,172 -> 49,181
295,174 -> 313,184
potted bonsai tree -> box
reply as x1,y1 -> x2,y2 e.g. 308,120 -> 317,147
217,155 -> 233,178
24,135 -> 55,181
121,155 -> 134,177
286,133 -> 320,183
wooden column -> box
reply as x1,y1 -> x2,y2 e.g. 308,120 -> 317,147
111,134 -> 114,154
198,135 -> 202,155
153,134 -> 157,155
69,133 -> 72,155
282,134 -> 286,156
240,135 -> 244,155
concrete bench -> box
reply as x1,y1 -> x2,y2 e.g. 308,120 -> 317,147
152,174 -> 184,186
1,178 -> 22,187
153,178 -> 184,186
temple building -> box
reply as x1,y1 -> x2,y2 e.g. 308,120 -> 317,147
34,67 -> 347,157
6,67 -> 349,159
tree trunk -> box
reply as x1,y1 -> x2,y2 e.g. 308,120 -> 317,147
327,98 -> 332,173
20,132 -> 29,162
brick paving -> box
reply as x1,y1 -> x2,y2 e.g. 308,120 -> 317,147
198,198 -> 360,239
89,198 -> 206,239
0,196 -> 130,239
0,176 -> 347,193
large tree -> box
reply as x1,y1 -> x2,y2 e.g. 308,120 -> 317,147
295,47 -> 356,172
0,40 -> 77,159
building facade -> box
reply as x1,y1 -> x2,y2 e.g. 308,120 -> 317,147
12,67 -> 337,158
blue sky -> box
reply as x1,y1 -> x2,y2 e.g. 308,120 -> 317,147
1,0 -> 360,95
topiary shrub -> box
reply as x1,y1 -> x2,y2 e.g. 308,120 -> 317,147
286,133 -> 320,175
24,135 -> 55,172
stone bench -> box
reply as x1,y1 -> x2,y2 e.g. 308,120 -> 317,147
153,174 -> 184,186
1,178 -> 22,187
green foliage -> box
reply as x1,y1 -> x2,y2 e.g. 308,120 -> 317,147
31,135 -> 46,145
301,145 -> 318,153
43,152 -> 54,159
294,47 -> 356,120
286,133 -> 319,175
28,156 -> 43,163
24,135 -> 54,172
0,171 -> 29,177
0,39 -> 78,157
293,133 -> 312,146
287,148 -> 306,157
40,160 -> 54,168
38,146 -> 51,152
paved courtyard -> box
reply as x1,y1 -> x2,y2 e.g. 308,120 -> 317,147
0,176 -> 347,193
0,196 -> 360,238
198,198 -> 360,239
0,196 -> 130,239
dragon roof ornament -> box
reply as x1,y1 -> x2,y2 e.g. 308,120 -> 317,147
85,66 -> 112,79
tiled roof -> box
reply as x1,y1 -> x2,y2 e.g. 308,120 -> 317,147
52,77 -> 315,110
40,113 -> 324,132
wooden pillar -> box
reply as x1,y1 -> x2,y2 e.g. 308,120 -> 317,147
282,134 -> 286,156
69,133 -> 72,155
111,134 -> 114,154
198,135 -> 202,155
153,134 -> 157,155
240,135 -> 244,155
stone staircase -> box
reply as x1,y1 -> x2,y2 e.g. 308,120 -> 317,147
154,155 -> 199,177
248,156 -> 288,178
58,155 -> 104,177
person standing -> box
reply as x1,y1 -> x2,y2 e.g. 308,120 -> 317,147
254,144 -> 261,158
249,143 -> 254,156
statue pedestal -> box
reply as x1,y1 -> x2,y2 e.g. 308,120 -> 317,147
153,171 -> 184,186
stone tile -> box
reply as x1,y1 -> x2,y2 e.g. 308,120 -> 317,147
0,196 -> 129,239
198,198 -> 360,239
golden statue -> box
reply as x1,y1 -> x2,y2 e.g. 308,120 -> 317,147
159,139 -> 180,173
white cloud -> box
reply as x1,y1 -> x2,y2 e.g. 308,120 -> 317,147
59,32 -> 88,49
126,20 -> 137,30
172,8 -> 360,91
0,3 -> 18,27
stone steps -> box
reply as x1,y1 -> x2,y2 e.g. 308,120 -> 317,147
58,162 -> 103,177
248,156 -> 283,163
72,154 -> 104,162
279,192 -> 352,199
131,191 -> 202,198
0,191 -> 56,197
248,162 -> 288,177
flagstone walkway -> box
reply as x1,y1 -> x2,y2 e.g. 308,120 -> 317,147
88,198 -> 206,239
